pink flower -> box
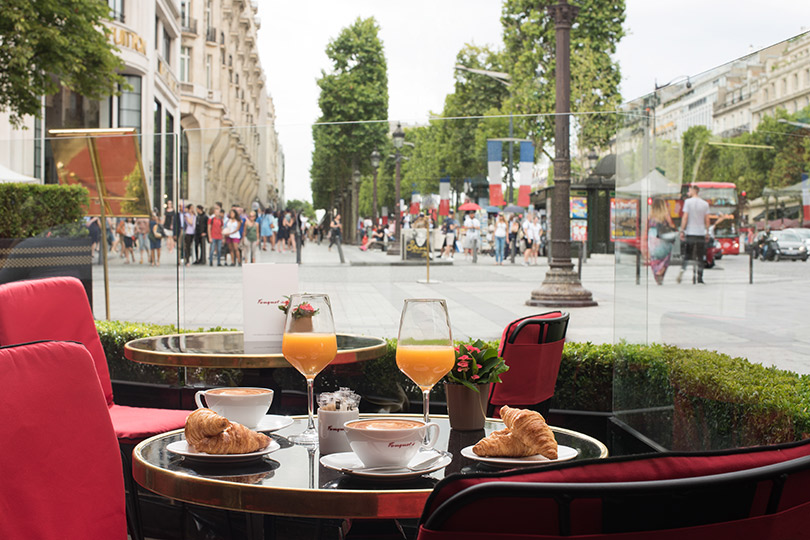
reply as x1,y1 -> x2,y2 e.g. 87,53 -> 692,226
454,346 -> 460,352
456,361 -> 469,368
457,366 -> 469,373
476,364 -> 482,369
471,374 -> 480,380
299,303 -> 315,312
467,346 -> 481,353
457,354 -> 471,361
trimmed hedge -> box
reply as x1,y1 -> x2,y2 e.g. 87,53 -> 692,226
0,183 -> 90,238
96,321 -> 810,448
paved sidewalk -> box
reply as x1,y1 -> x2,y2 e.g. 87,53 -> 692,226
93,239 -> 810,374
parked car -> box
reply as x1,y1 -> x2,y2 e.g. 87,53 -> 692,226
787,228 -> 810,250
769,230 -> 808,261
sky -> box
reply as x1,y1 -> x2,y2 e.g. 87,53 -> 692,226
257,1 -> 809,204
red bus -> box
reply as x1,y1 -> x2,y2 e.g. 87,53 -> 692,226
680,182 -> 741,255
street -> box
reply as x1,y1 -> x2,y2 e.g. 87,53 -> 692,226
93,242 -> 810,375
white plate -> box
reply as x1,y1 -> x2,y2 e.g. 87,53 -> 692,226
460,444 -> 578,467
167,439 -> 280,463
255,414 -> 294,432
320,451 -> 452,480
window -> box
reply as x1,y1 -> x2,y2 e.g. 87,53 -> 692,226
205,55 -> 212,88
166,113 -> 178,202
162,29 -> 172,64
205,0 -> 213,33
153,100 -> 162,210
118,75 -> 142,131
180,47 -> 191,83
108,0 -> 125,23
181,1 -> 190,28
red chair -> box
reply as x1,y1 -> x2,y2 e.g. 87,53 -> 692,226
0,340 -> 127,539
417,438 -> 810,539
488,311 -> 569,418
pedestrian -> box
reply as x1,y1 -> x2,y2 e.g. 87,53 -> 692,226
328,214 -> 342,251
182,203 -> 196,266
283,210 -> 296,252
441,211 -> 457,260
530,215 -> 542,265
648,198 -> 677,285
508,216 -> 520,262
259,208 -> 273,251
223,208 -> 242,266
463,212 -> 481,260
194,205 -> 208,265
242,210 -> 259,263
86,216 -> 101,254
522,215 -> 534,266
136,217 -> 150,264
208,207 -> 224,266
148,212 -> 162,266
678,185 -> 711,284
122,218 -> 136,264
494,214 -> 507,265
163,200 -> 176,253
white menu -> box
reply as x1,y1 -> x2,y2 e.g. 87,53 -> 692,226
242,263 -> 299,354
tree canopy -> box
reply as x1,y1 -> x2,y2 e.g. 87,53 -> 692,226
310,17 -> 389,210
0,0 -> 126,126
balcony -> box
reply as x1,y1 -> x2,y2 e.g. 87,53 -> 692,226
181,18 -> 197,36
205,26 -> 217,43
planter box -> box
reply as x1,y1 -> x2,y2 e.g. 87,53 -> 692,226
0,236 -> 93,306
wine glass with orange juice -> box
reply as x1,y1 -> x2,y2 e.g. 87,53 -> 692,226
282,293 -> 337,445
396,299 -> 454,424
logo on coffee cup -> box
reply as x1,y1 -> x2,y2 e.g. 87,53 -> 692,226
388,442 -> 415,449
327,426 -> 345,432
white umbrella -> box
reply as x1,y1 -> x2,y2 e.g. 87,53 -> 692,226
0,163 -> 38,184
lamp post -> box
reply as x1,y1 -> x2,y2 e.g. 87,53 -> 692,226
352,168 -> 361,244
528,0 -> 596,308
370,149 -> 381,225
388,123 -> 405,257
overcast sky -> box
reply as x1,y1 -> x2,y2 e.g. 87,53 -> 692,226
257,1 -> 809,203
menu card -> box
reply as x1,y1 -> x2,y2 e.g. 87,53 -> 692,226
242,263 -> 298,354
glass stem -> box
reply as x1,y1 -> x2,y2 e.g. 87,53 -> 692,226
422,389 -> 430,424
306,378 -> 316,432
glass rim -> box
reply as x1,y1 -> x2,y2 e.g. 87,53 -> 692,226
403,298 -> 446,304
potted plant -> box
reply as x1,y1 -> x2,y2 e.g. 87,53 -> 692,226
444,340 -> 509,431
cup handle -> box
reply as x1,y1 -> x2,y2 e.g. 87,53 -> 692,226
195,391 -> 207,409
422,422 -> 441,450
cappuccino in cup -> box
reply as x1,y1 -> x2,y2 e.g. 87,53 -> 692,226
344,418 -> 440,468
194,387 -> 273,429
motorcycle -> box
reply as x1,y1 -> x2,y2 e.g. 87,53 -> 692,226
758,234 -> 781,261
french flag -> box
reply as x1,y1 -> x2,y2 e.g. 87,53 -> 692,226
487,140 -> 504,206
517,141 -> 534,207
410,191 -> 420,215
439,176 -> 450,216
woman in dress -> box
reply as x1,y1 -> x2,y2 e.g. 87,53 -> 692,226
648,198 -> 677,285
259,208 -> 273,251
276,210 -> 288,253
224,209 -> 242,266
163,200 -> 176,253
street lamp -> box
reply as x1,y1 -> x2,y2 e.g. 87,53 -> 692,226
370,149 -> 381,225
528,0 -> 596,307
388,123 -> 405,257
353,168 -> 361,244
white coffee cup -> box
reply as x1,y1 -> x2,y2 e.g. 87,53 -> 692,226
194,387 -> 273,429
344,418 -> 440,468
317,408 -> 359,455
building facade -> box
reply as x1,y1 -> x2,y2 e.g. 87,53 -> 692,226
0,0 -> 283,213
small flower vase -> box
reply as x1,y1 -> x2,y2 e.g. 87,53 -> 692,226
444,382 -> 490,431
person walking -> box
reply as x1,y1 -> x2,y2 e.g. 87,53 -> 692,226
223,209 -> 242,266
242,211 -> 260,263
677,185 -> 711,284
135,217 -> 150,264
207,207 -> 224,266
181,204 -> 196,266
122,218 -> 136,264
148,212 -> 162,266
522,215 -> 534,266
648,198 -> 677,285
493,214 -> 507,265
163,200 -> 176,253
194,205 -> 208,265
328,214 -> 342,251
259,208 -> 273,251
441,211 -> 457,260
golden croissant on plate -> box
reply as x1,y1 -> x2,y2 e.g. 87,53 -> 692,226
185,408 -> 271,454
472,406 -> 558,459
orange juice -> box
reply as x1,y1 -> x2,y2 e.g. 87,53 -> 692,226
282,332 -> 338,378
396,345 -> 455,390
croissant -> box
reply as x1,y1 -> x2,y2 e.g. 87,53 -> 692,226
185,408 -> 271,454
472,427 -> 537,457
500,406 -> 558,460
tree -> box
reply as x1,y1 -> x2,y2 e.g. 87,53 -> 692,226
285,199 -> 316,220
500,0 -> 626,150
310,17 -> 389,212
0,0 -> 126,126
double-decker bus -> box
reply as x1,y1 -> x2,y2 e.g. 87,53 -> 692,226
680,182 -> 741,255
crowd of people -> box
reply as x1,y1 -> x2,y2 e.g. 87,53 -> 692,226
85,202 -> 311,267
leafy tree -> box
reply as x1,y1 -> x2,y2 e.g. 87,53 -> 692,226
500,0 -> 626,150
285,199 -> 316,220
0,0 -> 126,126
310,17 -> 389,211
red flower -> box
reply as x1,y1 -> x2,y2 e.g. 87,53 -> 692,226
454,346 -> 460,352
476,364 -> 482,369
457,354 -> 471,361
471,374 -> 480,380
299,303 -> 315,312
457,360 -> 469,368
467,346 -> 481,353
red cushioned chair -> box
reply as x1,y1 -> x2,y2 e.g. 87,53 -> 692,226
488,311 -> 569,418
417,438 -> 810,539
0,277 -> 190,540
0,340 -> 127,540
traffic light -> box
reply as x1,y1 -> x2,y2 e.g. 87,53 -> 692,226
739,190 -> 747,208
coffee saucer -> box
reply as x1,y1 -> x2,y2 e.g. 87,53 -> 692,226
254,414 -> 294,432
167,439 -> 280,463
320,450 -> 452,480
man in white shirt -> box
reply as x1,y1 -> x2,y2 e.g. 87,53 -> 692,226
522,215 -> 534,266
463,212 -> 480,260
677,185 -> 711,284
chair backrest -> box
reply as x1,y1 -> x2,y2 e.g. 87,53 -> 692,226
0,341 -> 126,540
0,277 -> 113,405
489,312 -> 569,411
418,438 -> 810,539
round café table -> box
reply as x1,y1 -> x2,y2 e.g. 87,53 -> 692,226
133,414 -> 608,521
124,331 -> 388,369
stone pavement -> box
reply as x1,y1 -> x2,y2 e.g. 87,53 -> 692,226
93,239 -> 810,374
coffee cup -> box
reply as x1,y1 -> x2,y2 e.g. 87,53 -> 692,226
194,387 -> 273,429
317,407 -> 359,455
343,418 -> 440,468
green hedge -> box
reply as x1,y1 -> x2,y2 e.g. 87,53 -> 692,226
0,183 -> 90,238
96,321 -> 810,448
